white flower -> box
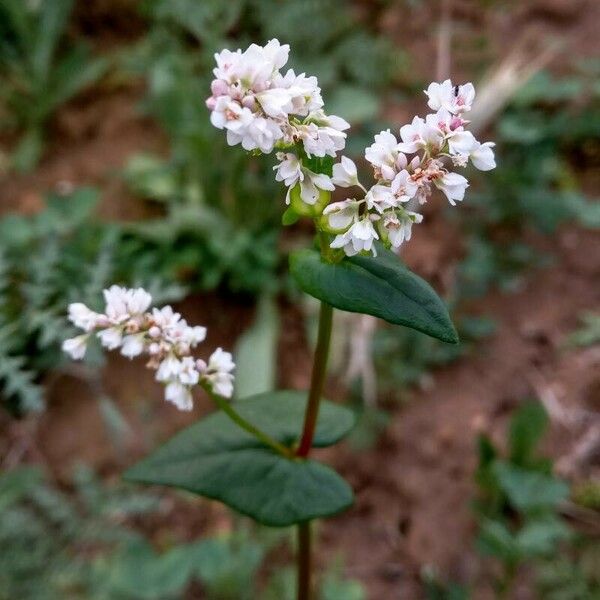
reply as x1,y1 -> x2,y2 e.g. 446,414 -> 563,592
435,171 -> 469,205
322,199 -> 360,232
470,141 -> 496,171
213,39 -> 289,88
177,356 -> 200,386
398,116 -> 444,154
425,109 -> 477,156
201,348 -> 235,398
274,152 -> 334,205
260,38 -> 290,71
330,217 -> 379,256
382,210 -> 423,248
97,327 -> 123,350
211,373 -> 235,399
62,335 -> 89,360
273,70 -> 323,116
151,305 -> 181,329
273,152 -> 302,187
208,347 -> 235,373
425,79 -> 475,114
210,96 -> 251,129
447,129 -> 477,156
390,169 -> 418,203
256,87 -> 295,118
365,130 -> 405,181
332,156 -> 359,188
121,333 -> 146,358
126,288 -> 153,315
228,113 -> 283,154
181,325 -> 207,347
67,303 -> 100,332
103,285 -> 131,323
299,111 -> 350,157
164,381 -> 194,411
156,355 -> 181,382
365,184 -> 397,213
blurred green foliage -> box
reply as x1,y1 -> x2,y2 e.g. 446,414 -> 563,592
474,402 -> 599,598
458,67 -> 600,298
0,464 -> 161,600
0,0 -> 107,171
566,312 -> 600,348
0,464 -> 364,599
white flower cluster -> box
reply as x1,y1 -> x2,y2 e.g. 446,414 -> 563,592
323,79 -> 496,256
206,39 -> 349,157
62,286 -> 235,411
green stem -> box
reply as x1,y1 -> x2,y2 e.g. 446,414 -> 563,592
207,388 -> 293,458
293,299 -> 334,600
297,521 -> 312,600
296,301 -> 334,457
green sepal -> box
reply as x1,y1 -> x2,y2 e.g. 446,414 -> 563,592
289,184 -> 330,217
282,206 -> 300,226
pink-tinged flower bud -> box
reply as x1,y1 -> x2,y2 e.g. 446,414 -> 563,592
196,359 -> 207,372
396,153 -> 408,170
149,342 -> 161,355
205,96 -> 217,111
96,315 -> 110,328
241,95 -> 256,109
149,326 -> 161,338
211,79 -> 229,97
450,116 -> 463,131
229,83 -> 243,100
253,80 -> 268,92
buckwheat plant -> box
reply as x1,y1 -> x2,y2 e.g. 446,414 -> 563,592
63,40 -> 495,599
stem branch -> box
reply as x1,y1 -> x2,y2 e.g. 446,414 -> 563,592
207,388 -> 293,458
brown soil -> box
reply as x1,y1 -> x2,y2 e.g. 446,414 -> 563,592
1,2 -> 599,599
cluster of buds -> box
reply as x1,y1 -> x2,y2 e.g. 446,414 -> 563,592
322,80 -> 496,256
206,39 -> 349,158
62,286 -> 235,411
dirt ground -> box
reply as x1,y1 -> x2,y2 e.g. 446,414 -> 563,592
1,1 -> 599,598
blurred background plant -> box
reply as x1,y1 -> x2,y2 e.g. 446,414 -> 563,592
0,0 -> 107,172
0,464 -> 364,600
473,402 -> 599,599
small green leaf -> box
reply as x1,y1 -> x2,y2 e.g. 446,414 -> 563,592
516,517 -> 571,557
290,247 -> 458,343
476,518 -> 519,561
125,391 -> 355,526
493,462 -> 569,512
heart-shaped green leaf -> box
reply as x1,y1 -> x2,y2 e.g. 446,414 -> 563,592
125,391 -> 355,527
290,247 -> 458,343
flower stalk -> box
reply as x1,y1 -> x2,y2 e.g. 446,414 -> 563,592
206,386 -> 294,458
